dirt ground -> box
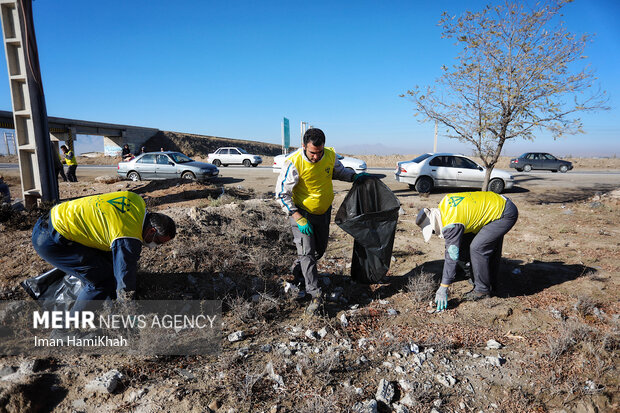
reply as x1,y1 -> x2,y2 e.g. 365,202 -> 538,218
0,163 -> 618,412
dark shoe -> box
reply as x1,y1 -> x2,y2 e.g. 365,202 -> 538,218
463,289 -> 491,301
305,296 -> 324,315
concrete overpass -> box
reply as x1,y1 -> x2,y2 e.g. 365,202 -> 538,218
0,109 -> 160,155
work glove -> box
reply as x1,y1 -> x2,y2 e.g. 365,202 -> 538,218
353,172 -> 370,182
435,285 -> 449,311
296,217 -> 313,236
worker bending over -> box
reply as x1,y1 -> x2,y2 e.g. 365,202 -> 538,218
31,191 -> 176,311
416,191 -> 518,311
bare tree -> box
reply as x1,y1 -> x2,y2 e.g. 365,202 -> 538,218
402,0 -> 608,190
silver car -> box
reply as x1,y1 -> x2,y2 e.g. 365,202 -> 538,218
117,151 -> 219,182
395,153 -> 514,194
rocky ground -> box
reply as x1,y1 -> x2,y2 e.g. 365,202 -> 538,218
0,165 -> 618,412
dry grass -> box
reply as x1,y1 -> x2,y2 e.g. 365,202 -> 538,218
405,270 -> 436,303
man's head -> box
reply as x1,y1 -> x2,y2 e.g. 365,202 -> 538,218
60,145 -> 68,153
416,207 -> 443,242
302,128 -> 325,163
142,212 -> 176,248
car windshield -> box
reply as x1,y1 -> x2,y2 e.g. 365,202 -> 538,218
237,148 -> 248,154
412,153 -> 433,163
519,153 -> 529,158
169,153 -> 193,163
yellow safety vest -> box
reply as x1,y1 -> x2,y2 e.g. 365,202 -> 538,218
64,150 -> 77,166
51,191 -> 146,251
438,192 -> 506,234
291,147 -> 336,215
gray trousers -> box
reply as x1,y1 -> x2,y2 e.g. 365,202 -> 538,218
289,207 -> 331,298
470,199 -> 518,294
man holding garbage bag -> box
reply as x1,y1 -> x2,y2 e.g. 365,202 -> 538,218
30,191 -> 176,311
416,191 -> 518,311
275,128 -> 368,314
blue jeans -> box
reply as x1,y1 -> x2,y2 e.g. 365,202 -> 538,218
31,215 -> 117,311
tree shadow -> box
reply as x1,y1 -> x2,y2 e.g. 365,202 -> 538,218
525,185 -> 617,204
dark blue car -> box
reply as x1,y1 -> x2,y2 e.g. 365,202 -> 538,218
510,152 -> 573,173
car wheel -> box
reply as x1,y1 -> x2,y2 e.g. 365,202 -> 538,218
559,164 -> 568,173
212,159 -> 221,167
488,178 -> 505,194
415,176 -> 434,193
515,168 -> 523,172
181,171 -> 196,180
523,164 -> 532,172
127,171 -> 141,181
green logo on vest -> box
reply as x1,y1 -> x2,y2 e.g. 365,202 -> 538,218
448,196 -> 465,208
107,196 -> 131,213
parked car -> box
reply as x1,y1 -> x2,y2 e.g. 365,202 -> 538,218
509,152 -> 573,173
272,152 -> 367,173
394,153 -> 514,194
117,151 -> 219,181
206,147 -> 262,167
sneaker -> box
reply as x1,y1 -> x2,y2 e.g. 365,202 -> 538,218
462,289 -> 491,301
305,296 -> 324,315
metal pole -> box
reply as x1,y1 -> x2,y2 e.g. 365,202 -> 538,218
3,132 -> 9,155
433,120 -> 438,153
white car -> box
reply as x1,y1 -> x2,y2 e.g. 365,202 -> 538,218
394,153 -> 514,194
272,152 -> 367,173
206,147 -> 262,167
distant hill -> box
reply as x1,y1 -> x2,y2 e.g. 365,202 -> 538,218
143,131 -> 292,157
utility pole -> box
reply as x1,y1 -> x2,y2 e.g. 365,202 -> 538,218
433,120 -> 438,153
0,0 -> 58,207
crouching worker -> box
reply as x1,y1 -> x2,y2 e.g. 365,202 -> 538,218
31,191 -> 176,312
416,191 -> 518,311
275,128 -> 368,315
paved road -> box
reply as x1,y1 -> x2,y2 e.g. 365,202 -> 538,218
1,163 -> 618,196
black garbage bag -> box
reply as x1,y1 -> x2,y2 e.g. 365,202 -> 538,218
335,177 -> 400,283
21,267 -> 83,311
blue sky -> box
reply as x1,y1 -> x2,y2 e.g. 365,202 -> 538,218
0,0 -> 618,157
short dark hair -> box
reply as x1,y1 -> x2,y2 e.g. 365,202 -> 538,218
303,128 -> 325,147
145,212 -> 176,239
61,145 -> 68,151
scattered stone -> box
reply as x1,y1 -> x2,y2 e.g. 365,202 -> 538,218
72,398 -> 87,410
378,299 -> 389,305
305,329 -> 317,340
486,339 -> 503,350
340,314 -> 349,327
436,374 -> 457,388
400,394 -> 416,407
85,369 -> 124,393
18,359 -> 44,374
485,355 -> 506,367
237,347 -> 250,357
393,403 -> 409,413
265,362 -> 284,388
395,366 -> 405,375
127,388 -> 148,403
0,366 -> 16,378
460,402 -> 466,409
589,202 -> 603,209
433,398 -> 442,407
176,368 -> 195,380
208,399 -> 221,411
318,327 -> 329,339
352,399 -> 378,413
375,379 -> 395,405
227,331 -> 244,342
260,344 -> 273,352
387,308 -> 398,316
358,338 -> 368,348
